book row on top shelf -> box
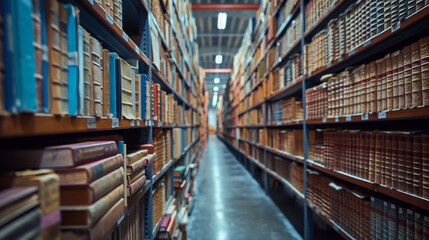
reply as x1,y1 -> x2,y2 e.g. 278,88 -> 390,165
0,0 -> 204,137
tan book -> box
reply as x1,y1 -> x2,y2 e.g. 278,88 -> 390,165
60,167 -> 124,205
82,28 -> 93,116
113,0 -> 123,28
397,50 -> 406,108
127,175 -> 146,196
411,42 -> 422,107
127,166 -> 145,184
403,45 -> 413,108
127,153 -> 154,174
126,149 -> 148,165
369,61 -> 377,112
385,55 -> 393,110
392,50 -> 400,109
120,59 -> 134,119
59,6 -> 68,115
420,37 -> 429,106
102,49 -> 110,117
91,37 -> 103,117
45,0 -> 62,115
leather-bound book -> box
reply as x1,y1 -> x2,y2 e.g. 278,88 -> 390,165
369,61 -> 378,112
397,207 -> 407,239
422,133 -> 429,199
403,45 -> 413,108
397,132 -> 407,191
55,154 -> 123,185
411,41 -> 422,107
60,167 -> 124,205
102,49 -> 110,117
397,50 -> 406,109
374,132 -> 383,184
406,208 -> 415,239
113,0 -> 122,28
59,5 -> 68,115
420,36 -> 429,106
82,28 -> 93,116
412,133 -> 422,196
376,59 -> 384,112
61,198 -> 125,240
126,149 -> 148,165
405,134 -> 414,193
91,37 -> 103,117
61,184 -> 123,227
392,50 -> 400,109
391,133 -> 399,189
127,175 -> 145,196
119,59 -> 133,119
386,55 -> 394,110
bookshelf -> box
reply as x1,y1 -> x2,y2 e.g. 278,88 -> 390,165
220,0 -> 429,239
0,0 -> 206,239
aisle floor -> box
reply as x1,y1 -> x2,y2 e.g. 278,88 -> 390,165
187,136 -> 302,240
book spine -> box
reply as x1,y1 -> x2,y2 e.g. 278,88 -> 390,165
89,153 -> 123,182
90,167 -> 124,203
59,5 -> 68,115
108,53 -> 116,117
89,198 -> 125,240
127,175 -> 145,196
65,5 -> 78,116
102,49 -> 110,117
82,27 -> 93,116
87,184 -> 123,226
115,58 -> 122,118
70,141 -> 118,164
77,26 -> 84,115
91,36 -> 103,117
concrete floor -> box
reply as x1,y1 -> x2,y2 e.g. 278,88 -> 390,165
187,136 -> 302,240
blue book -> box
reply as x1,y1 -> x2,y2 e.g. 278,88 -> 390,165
77,26 -> 84,115
65,5 -> 78,116
12,0 -> 37,112
40,0 -> 49,113
109,53 -> 117,117
140,74 -> 147,120
115,59 -> 121,118
1,0 -> 15,112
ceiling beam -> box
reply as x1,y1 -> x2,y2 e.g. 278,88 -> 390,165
192,4 -> 260,11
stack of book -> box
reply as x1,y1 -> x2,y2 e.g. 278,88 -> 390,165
173,166 -> 186,191
321,129 -> 429,199
269,97 -> 303,123
126,146 -> 155,197
153,129 -> 167,174
156,199 -> 177,240
0,187 -> 41,239
0,170 -> 61,239
152,184 -> 166,229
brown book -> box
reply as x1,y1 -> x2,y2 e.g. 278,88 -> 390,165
135,74 -> 140,119
0,187 -> 39,227
55,154 -> 123,185
405,134 -> 414,193
423,133 -> 429,199
127,153 -> 154,174
32,0 -> 44,112
91,37 -> 103,117
126,149 -> 148,166
411,42 -> 422,107
45,0 -> 62,114
0,170 -> 60,239
61,198 -> 125,240
420,37 -> 429,106
127,175 -> 146,196
403,45 -> 413,108
127,166 -> 145,184
102,49 -> 110,117
60,167 -> 124,205
60,184 -> 123,227
413,133 -> 422,196
0,141 -> 118,170
82,28 -> 93,116
59,5 -> 68,115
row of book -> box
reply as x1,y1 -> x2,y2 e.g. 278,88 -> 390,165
265,129 -> 304,157
304,0 -> 338,32
307,171 -> 429,240
239,108 -> 264,126
152,184 -> 166,230
266,153 -> 304,193
95,0 -> 123,28
317,129 -> 429,199
153,129 -> 169,175
267,53 -> 302,97
304,1 -> 429,75
269,97 -> 303,123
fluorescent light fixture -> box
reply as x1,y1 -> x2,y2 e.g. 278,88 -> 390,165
213,86 -> 219,91
212,93 -> 218,107
217,12 -> 227,30
214,78 -> 220,84
215,55 -> 222,64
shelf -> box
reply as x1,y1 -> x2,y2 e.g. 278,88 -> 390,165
0,114 -> 148,138
306,107 -> 429,125
265,167 -> 304,201
77,0 -> 149,66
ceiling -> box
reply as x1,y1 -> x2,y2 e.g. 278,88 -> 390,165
191,0 -> 258,94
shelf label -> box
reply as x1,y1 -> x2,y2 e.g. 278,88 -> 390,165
323,117 -> 327,123
137,120 -> 140,126
88,0 -> 94,5
362,113 -> 369,120
391,21 -> 401,32
335,116 -> 339,122
378,111 -> 387,119
86,118 -> 96,129
345,115 -> 352,122
105,13 -> 114,25
122,31 -> 129,42
364,39 -> 371,47
130,120 -> 135,127
112,118 -> 119,128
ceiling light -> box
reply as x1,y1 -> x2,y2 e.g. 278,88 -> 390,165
215,55 -> 222,64
214,78 -> 220,84
217,12 -> 227,30
213,86 -> 219,91
212,93 -> 218,107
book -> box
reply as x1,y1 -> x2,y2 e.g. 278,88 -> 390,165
33,0 -> 48,113
127,166 -> 145,183
119,59 -> 133,119
102,49 -> 110,117
127,175 -> 145,196
77,25 -> 85,115
129,144 -> 154,154
4,0 -> 37,113
115,58 -> 122,117
55,153 -> 123,185
82,27 -> 93,116
0,141 -> 118,170
61,198 -> 125,240
127,153 -> 154,174
65,4 -> 78,116
126,149 -> 148,165
59,5 -> 68,115
0,170 -> 60,239
140,74 -> 147,120
60,184 -> 123,228
91,36 -> 103,117
60,167 -> 124,205
0,206 -> 41,240
0,187 -> 38,227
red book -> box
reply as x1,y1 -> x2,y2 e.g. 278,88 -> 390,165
0,141 -> 118,170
